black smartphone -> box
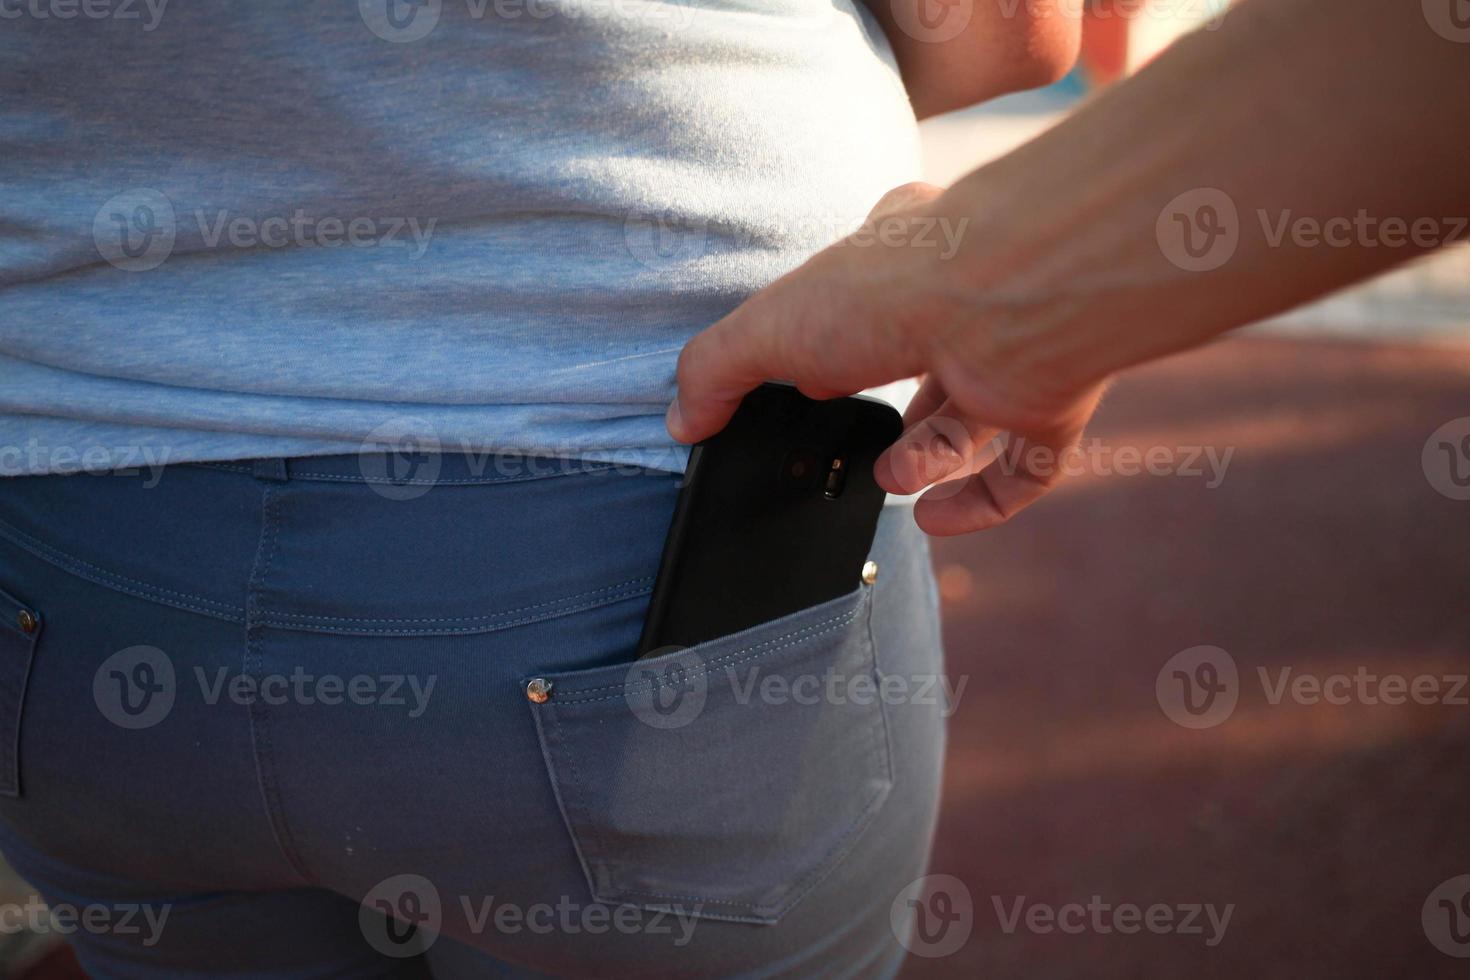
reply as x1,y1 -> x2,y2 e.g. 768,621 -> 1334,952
635,382 -> 903,658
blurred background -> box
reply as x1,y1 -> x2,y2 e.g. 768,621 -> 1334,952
906,1 -> 1470,977
3,1 -> 1467,976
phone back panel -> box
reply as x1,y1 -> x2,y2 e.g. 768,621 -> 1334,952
636,383 -> 902,656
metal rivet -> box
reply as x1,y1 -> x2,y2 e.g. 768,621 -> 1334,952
861,561 -> 878,586
525,678 -> 553,704
16,610 -> 38,635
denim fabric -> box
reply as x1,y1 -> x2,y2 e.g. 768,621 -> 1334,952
0,455 -> 944,978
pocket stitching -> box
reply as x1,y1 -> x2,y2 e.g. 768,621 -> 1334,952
0,516 -> 243,621
540,701 -> 620,902
552,593 -> 870,704
0,585 -> 39,799
538,590 -> 893,922
863,583 -> 898,793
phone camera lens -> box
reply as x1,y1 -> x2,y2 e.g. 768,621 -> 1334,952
779,449 -> 821,492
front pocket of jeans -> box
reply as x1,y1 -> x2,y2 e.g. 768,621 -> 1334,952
525,584 -> 892,925
0,583 -> 41,798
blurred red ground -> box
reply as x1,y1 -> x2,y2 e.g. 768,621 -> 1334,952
14,333 -> 1470,979
906,333 -> 1470,978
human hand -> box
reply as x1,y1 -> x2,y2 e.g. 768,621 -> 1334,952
667,182 -> 1106,536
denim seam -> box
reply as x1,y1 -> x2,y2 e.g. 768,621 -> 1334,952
0,516 -> 244,623
283,466 -> 618,486
544,591 -> 891,921
244,482 -> 314,886
553,597 -> 867,703
257,576 -> 654,626
0,614 -> 39,798
192,463 -> 256,475
191,462 -> 621,486
529,704 -> 607,910
548,702 -> 622,910
255,582 -> 654,637
864,581 -> 898,793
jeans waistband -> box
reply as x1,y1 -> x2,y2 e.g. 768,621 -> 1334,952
3,451 -> 678,632
189,452 -> 631,487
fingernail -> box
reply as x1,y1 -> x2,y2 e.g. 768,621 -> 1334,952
665,398 -> 686,441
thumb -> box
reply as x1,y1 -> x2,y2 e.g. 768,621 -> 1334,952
668,182 -> 949,443
666,270 -> 830,443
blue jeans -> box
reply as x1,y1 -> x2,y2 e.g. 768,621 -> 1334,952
0,454 -> 945,978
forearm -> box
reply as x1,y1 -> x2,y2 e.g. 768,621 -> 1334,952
865,0 -> 1081,118
932,0 -> 1470,406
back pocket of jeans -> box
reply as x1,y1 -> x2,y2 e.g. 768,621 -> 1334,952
525,583 -> 892,925
0,583 -> 41,798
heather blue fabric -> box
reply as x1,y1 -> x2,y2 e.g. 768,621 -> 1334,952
0,456 -> 945,977
0,0 -> 920,477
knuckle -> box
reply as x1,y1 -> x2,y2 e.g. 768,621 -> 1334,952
879,181 -> 941,209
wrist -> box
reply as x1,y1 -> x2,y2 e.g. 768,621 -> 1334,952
921,174 -> 1120,418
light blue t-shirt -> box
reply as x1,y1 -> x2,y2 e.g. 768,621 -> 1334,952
0,0 -> 920,477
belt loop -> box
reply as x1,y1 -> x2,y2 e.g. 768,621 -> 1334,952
251,457 -> 289,482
